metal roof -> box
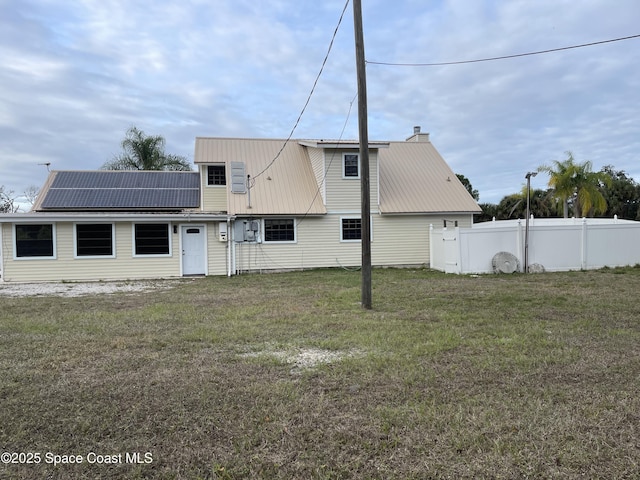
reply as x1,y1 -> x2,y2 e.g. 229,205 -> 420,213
195,135 -> 480,216
378,141 -> 482,214
34,171 -> 200,211
195,137 -> 327,216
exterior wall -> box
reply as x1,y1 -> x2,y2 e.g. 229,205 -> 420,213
323,148 -> 379,214
207,221 -> 231,276
306,147 -> 326,205
1,220 -> 229,282
200,165 -> 228,212
232,213 -> 472,273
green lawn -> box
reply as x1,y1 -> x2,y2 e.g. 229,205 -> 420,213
1,268 -> 639,479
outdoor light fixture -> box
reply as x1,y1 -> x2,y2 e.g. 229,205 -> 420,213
524,171 -> 538,273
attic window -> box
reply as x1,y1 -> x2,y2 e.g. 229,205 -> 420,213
207,165 -> 226,186
343,153 -> 359,178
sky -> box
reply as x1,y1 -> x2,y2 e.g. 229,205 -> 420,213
1,0 -> 639,209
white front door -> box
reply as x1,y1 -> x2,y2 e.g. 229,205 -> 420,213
181,225 -> 206,275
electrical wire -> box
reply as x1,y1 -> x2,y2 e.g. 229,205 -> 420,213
251,0 -> 351,181
366,33 -> 640,67
295,91 -> 358,228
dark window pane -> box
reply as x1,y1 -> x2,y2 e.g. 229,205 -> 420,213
16,224 -> 54,257
207,165 -> 226,185
135,224 -> 170,255
76,224 -> 113,256
342,218 -> 361,240
264,219 -> 295,242
344,154 -> 359,177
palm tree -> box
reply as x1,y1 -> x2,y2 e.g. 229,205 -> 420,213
538,151 -> 610,218
102,127 -> 192,171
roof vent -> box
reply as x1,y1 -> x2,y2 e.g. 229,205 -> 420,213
413,126 -> 421,135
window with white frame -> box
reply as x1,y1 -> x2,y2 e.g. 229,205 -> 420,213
134,223 -> 170,255
207,164 -> 226,186
264,219 -> 295,242
76,224 -> 114,257
342,153 -> 359,178
15,224 -> 55,258
341,217 -> 362,241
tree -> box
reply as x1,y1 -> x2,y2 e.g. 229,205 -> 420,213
102,126 -> 192,171
23,185 -> 39,207
599,165 -> 640,220
0,186 -> 17,213
456,173 -> 479,201
538,151 -> 610,218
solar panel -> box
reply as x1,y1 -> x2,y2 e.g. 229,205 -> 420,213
40,171 -> 200,210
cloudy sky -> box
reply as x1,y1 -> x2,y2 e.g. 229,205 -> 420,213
1,0 -> 639,208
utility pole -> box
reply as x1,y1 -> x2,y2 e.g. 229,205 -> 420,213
353,0 -> 372,309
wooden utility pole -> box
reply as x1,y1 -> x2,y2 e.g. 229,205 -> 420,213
353,0 -> 372,309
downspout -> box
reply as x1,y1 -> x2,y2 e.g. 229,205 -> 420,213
227,216 -> 232,277
0,223 -> 4,282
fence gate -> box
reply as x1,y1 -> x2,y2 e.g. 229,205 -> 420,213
443,228 -> 459,274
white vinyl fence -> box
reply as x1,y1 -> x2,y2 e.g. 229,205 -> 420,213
430,217 -> 640,274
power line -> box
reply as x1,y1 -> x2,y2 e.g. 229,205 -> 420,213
296,92 -> 358,227
251,0 -> 351,181
366,33 -> 640,67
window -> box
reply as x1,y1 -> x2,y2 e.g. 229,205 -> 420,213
15,224 -> 54,257
76,224 -> 114,257
207,165 -> 226,186
264,219 -> 295,242
343,153 -> 359,178
134,224 -> 170,255
341,218 -> 361,241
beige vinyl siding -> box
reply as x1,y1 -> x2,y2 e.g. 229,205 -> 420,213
306,146 -> 326,204
233,213 -> 468,273
207,222 -> 230,276
234,216 -> 362,272
202,185 -> 227,212
324,149 -> 379,213
200,165 -> 228,212
1,222 -> 181,282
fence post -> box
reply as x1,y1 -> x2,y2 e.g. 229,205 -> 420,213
581,218 -> 587,270
429,224 -> 433,268
516,219 -> 523,272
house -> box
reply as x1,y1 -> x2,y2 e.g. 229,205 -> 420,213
0,128 -> 480,282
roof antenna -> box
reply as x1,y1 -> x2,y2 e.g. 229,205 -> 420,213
38,162 -> 51,172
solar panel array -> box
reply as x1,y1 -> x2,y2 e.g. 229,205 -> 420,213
39,171 -> 201,210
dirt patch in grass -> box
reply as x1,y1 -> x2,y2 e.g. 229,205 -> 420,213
0,280 -> 179,297
240,345 -> 364,374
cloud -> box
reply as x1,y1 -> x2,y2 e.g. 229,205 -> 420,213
1,0 -> 639,206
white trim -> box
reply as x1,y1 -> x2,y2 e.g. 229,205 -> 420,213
132,222 -> 173,258
339,215 -> 374,243
205,164 -> 227,187
73,222 -> 116,259
342,152 -> 360,179
13,223 -> 57,260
